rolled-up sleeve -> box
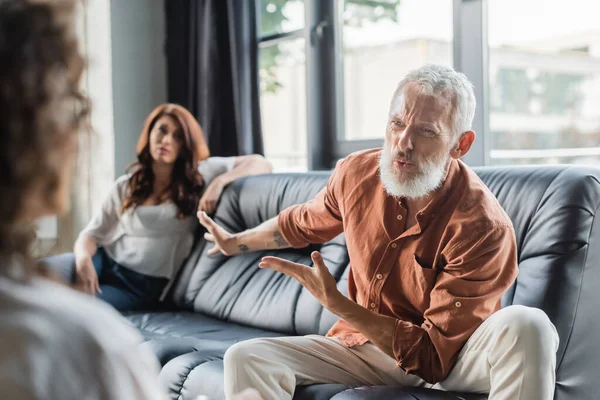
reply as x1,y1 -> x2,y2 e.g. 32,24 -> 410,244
278,160 -> 346,248
392,223 -> 518,383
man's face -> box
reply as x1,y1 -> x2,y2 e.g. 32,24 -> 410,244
380,82 -> 457,199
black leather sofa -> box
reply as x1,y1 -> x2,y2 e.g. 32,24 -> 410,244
47,165 -> 600,400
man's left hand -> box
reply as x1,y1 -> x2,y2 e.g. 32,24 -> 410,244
259,251 -> 341,308
261,251 -> 397,359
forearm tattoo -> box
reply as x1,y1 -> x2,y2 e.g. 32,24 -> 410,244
238,244 -> 250,253
273,230 -> 288,247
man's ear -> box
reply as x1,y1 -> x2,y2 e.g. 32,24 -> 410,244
450,131 -> 475,159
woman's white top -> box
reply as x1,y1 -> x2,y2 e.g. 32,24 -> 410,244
81,157 -> 235,281
0,265 -> 163,399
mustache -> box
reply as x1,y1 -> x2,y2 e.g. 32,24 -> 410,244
391,151 -> 417,164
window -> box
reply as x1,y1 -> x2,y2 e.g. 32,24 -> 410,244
340,0 -> 453,141
488,0 -> 600,166
259,0 -> 304,36
258,0 -> 308,172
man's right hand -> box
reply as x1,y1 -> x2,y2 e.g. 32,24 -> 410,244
197,211 -> 244,256
75,255 -> 101,296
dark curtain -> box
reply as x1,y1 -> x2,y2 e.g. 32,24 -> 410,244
164,0 -> 263,157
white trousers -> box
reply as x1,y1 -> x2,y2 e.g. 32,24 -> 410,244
223,305 -> 559,400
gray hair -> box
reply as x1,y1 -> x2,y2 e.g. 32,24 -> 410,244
391,64 -> 476,140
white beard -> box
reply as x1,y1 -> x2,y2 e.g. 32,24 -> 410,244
378,146 -> 449,199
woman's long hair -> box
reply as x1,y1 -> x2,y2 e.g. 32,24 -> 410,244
121,104 -> 210,218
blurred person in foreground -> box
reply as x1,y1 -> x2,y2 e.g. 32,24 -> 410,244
0,0 -> 162,398
0,2 -> 267,399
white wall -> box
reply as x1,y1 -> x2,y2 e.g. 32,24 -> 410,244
81,0 -> 115,224
110,0 -> 167,177
36,0 -> 118,253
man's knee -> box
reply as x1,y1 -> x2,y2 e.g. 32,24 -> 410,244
224,338 -> 274,368
224,341 -> 253,367
494,305 -> 559,351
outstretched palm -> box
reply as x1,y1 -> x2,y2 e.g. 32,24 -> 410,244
197,211 -> 241,256
259,251 -> 340,308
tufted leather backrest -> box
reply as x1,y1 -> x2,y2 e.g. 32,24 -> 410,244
171,173 -> 347,335
170,165 -> 600,398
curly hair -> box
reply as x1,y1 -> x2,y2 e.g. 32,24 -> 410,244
0,0 -> 88,266
121,104 -> 210,218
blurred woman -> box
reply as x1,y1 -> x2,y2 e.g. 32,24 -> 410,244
0,1 -> 164,398
73,103 -> 271,311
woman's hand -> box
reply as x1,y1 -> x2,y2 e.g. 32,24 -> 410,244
75,255 -> 101,296
198,178 -> 225,214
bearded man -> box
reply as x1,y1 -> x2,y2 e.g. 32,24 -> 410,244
198,64 -> 559,400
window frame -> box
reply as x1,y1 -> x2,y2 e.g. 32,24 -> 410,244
257,1 -> 309,171
452,0 -> 488,166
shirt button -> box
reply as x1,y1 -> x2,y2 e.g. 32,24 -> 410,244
455,301 -> 462,308
376,274 -> 383,279
370,303 -> 377,309
397,215 -> 403,220
391,243 -> 397,248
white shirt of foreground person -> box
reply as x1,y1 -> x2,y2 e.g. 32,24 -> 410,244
0,264 -> 164,400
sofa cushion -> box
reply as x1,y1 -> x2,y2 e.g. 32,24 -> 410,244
125,312 -> 282,365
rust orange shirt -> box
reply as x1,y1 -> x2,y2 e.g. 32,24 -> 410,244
278,148 -> 518,383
